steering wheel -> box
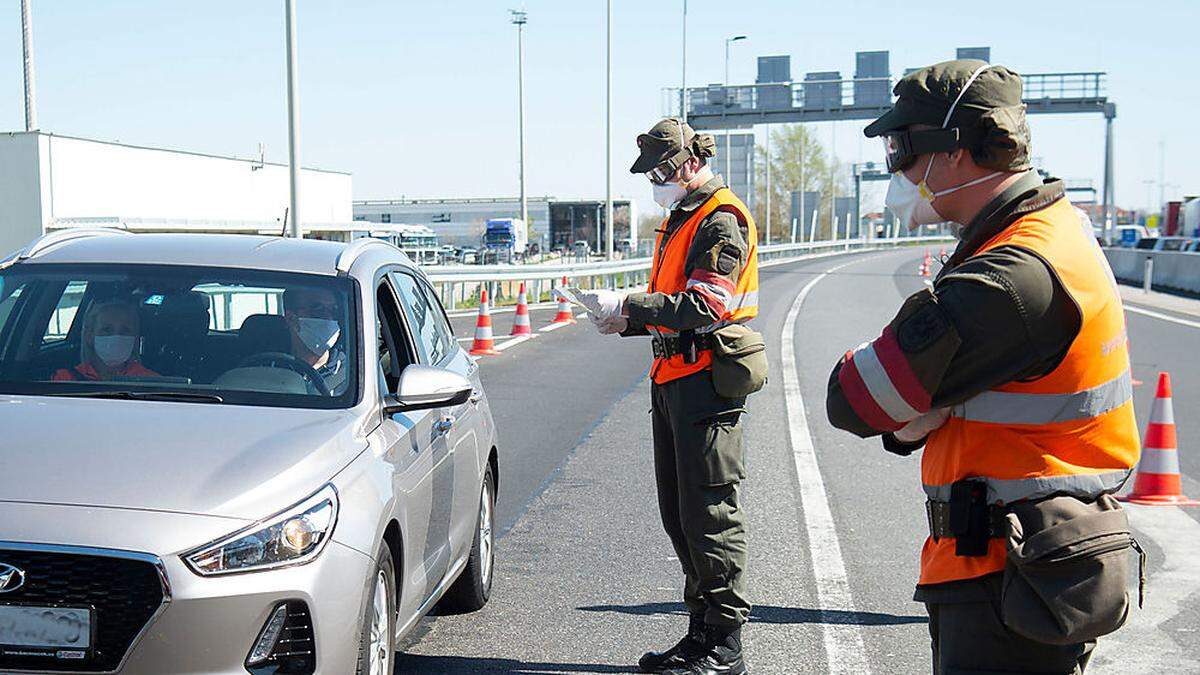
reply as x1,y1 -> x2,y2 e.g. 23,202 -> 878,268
237,351 -> 331,397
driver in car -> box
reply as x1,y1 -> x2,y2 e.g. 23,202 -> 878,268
282,286 -> 348,395
53,301 -> 160,381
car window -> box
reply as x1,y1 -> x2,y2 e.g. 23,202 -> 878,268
42,281 -> 88,344
0,264 -> 358,410
1161,239 -> 1185,252
375,279 -> 412,395
0,281 -> 27,336
417,276 -> 456,341
1135,238 -> 1157,250
389,271 -> 454,365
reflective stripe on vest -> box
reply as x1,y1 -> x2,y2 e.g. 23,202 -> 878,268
647,187 -> 759,385
918,195 -> 1140,587
952,370 -> 1133,425
923,469 -> 1132,505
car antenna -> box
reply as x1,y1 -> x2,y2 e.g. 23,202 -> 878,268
280,207 -> 289,237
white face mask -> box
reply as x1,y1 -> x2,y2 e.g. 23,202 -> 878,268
296,318 -> 340,355
652,181 -> 688,210
94,334 -> 136,367
884,63 -> 1004,231
886,157 -> 1004,232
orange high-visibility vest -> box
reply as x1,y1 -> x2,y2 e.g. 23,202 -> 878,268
918,196 -> 1141,586
647,187 -> 759,385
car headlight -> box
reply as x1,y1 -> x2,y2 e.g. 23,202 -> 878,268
183,485 -> 339,576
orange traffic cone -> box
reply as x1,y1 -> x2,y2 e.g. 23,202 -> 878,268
510,282 -> 532,336
1120,372 -> 1200,506
550,276 -> 576,324
469,289 -> 500,356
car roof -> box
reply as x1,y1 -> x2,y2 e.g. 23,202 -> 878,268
12,232 -> 414,276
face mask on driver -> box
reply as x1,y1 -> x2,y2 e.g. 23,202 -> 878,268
885,64 -> 1005,232
94,334 -> 136,367
296,318 -> 340,355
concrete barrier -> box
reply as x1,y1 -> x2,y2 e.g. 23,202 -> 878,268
1104,248 -> 1200,294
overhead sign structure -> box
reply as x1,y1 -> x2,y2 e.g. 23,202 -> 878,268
667,61 -> 1118,241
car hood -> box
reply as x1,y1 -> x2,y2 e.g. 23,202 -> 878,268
0,395 -> 370,520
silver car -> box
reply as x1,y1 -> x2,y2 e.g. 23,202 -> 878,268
0,230 -> 499,674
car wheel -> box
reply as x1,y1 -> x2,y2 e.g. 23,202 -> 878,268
355,544 -> 396,675
439,466 -> 495,612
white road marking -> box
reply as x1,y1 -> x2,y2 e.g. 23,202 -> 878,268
1091,504 -> 1200,674
538,321 -> 574,333
1124,304 -> 1200,330
781,257 -> 874,674
494,334 -> 536,351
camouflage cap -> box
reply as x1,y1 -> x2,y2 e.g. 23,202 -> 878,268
864,59 -> 1032,171
629,117 -> 716,174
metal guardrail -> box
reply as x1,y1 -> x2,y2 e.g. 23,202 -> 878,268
426,236 -> 953,310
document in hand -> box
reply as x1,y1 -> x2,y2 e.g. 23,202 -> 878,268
554,286 -> 602,317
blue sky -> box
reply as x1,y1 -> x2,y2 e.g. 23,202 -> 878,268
1,1 -> 1194,213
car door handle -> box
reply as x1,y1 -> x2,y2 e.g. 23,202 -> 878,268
433,416 -> 455,436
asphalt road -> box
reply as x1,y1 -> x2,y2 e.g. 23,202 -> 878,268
397,248 -> 1200,674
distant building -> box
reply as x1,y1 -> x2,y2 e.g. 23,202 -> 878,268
0,131 -> 354,255
711,131 -> 755,209
352,196 -> 637,250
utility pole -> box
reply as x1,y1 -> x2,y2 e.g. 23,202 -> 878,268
797,129 -> 804,243
604,0 -> 613,260
1159,139 -> 1165,209
764,126 -> 771,244
21,0 -> 37,131
284,0 -> 301,238
829,121 -> 836,240
511,10 -> 529,230
680,0 -> 687,122
723,35 -> 746,180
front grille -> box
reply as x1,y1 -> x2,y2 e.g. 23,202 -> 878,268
0,546 -> 165,673
247,600 -> 316,675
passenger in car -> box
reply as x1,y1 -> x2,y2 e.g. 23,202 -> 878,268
52,301 -> 160,381
282,287 -> 348,394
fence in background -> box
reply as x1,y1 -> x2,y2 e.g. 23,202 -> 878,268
1105,248 -> 1200,295
426,236 -> 953,310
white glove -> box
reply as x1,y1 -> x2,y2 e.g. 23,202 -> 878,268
573,289 -> 626,322
893,407 -> 951,444
592,315 -> 628,335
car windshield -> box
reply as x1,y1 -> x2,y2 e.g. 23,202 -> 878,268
0,263 -> 358,409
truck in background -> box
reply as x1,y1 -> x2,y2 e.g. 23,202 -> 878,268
482,218 -> 527,264
1182,197 -> 1200,238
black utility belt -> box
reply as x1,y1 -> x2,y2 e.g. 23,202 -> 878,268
651,332 -> 712,361
926,500 -> 1010,541
926,478 -> 1015,557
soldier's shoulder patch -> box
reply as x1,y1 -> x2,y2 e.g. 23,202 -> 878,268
897,301 -> 949,354
716,244 -> 741,275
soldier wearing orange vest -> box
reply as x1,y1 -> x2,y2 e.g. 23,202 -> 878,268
576,117 -> 759,674
826,61 -> 1140,673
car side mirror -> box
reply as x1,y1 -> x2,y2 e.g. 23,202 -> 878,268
382,364 -> 472,415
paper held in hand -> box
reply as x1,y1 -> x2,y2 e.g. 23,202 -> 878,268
554,287 -> 602,318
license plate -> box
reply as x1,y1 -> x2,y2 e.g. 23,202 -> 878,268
0,605 -> 91,650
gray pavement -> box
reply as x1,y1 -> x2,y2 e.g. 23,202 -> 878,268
399,248 -> 1200,674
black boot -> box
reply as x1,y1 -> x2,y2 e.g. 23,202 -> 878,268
661,624 -> 747,675
638,613 -> 707,673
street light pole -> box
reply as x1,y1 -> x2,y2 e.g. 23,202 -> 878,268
764,126 -> 771,244
512,10 -> 529,230
20,0 -> 37,131
680,0 -> 687,122
605,0 -> 613,260
284,0 -> 301,238
723,35 -> 746,180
